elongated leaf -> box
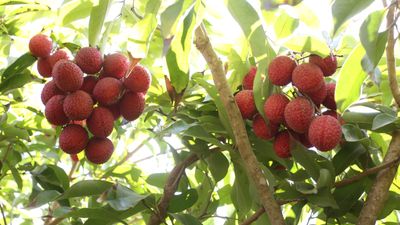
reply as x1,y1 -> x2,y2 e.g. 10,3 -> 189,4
88,0 -> 110,46
27,190 -> 60,208
106,184 -> 147,211
335,44 -> 366,112
372,113 -> 397,131
170,213 -> 202,225
283,36 -> 330,56
58,180 -> 113,200
160,0 -> 195,38
60,0 -> 93,25
274,10 -> 299,39
1,53 -> 36,80
333,142 -> 367,175
146,173 -> 169,188
168,189 -> 198,213
205,152 -> 229,182
360,10 -> 387,68
332,0 -> 374,34
61,208 -> 128,225
291,145 -> 320,181
127,14 -> 158,58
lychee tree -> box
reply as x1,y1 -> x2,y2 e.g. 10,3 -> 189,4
0,0 -> 400,225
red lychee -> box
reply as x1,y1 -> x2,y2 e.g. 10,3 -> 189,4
75,47 -> 103,74
322,110 -> 345,125
86,107 -> 114,138
252,114 -> 278,140
80,76 -> 98,97
85,137 -> 114,164
59,124 -> 88,154
45,95 -> 69,126
268,56 -> 296,86
292,63 -> 324,94
290,131 -> 313,148
103,103 -> 121,120
63,90 -> 94,120
323,83 -> 336,110
52,60 -> 84,92
49,49 -> 71,68
273,130 -> 291,158
309,54 -> 337,77
37,57 -> 52,77
308,115 -> 342,151
119,92 -> 145,121
234,90 -> 257,119
41,80 -> 64,104
29,34 -> 52,58
103,53 -> 129,79
264,93 -> 290,124
93,77 -> 123,106
284,97 -> 314,133
305,82 -> 327,106
123,65 -> 151,93
242,67 -> 257,90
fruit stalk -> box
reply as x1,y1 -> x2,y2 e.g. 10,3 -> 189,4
194,24 -> 286,225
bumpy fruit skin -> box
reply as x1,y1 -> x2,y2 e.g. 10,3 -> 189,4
309,55 -> 337,77
119,92 -> 145,121
63,90 -> 94,120
252,114 -> 278,140
85,137 -> 114,164
45,95 -> 69,126
308,115 -> 342,151
59,124 -> 88,154
103,103 -> 121,120
268,56 -> 296,86
291,131 -> 313,148
123,65 -> 151,93
264,94 -> 290,124
37,58 -> 52,77
41,80 -> 64,104
93,77 -> 123,106
323,83 -> 336,110
234,90 -> 257,119
273,130 -> 291,158
284,97 -> 314,133
242,67 -> 257,90
87,107 -> 114,137
80,76 -> 98,97
322,110 -> 345,125
306,82 -> 327,106
75,47 -> 103,74
49,49 -> 71,68
29,34 -> 52,58
52,60 -> 84,92
103,53 -> 129,79
292,63 -> 324,94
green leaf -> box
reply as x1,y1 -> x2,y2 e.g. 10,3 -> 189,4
88,0 -> 111,47
184,125 -> 228,150
127,14 -> 158,58
0,70 -> 34,93
231,161 -> 251,214
160,0 -> 195,38
341,124 -> 368,142
227,48 -> 249,92
58,180 -> 113,200
9,163 -> 23,189
61,208 -> 128,225
333,142 -> 367,175
27,190 -> 60,208
168,189 -> 198,213
146,173 -> 169,188
291,145 -> 320,181
274,10 -> 299,39
307,187 -> 338,208
205,152 -> 229,182
60,0 -> 93,26
1,53 -> 36,81
145,0 -> 161,14
378,192 -> 400,219
372,113 -> 397,131
106,184 -> 148,211
335,44 -> 366,112
170,213 -> 202,225
332,0 -> 375,35
360,10 -> 387,68
283,36 -> 331,56
160,120 -> 196,136
316,168 -> 333,189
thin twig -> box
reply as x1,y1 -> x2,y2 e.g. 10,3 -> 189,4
0,203 -> 7,225
68,160 -> 79,180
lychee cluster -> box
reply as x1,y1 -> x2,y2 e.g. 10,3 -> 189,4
30,34 -> 151,164
235,54 -> 343,159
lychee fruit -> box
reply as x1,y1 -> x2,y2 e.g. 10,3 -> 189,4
322,110 -> 345,125
268,56 -> 296,86
59,124 -> 88,154
323,83 -> 336,110
45,95 -> 69,126
310,55 -> 337,77
52,60 -> 84,92
103,103 -> 121,120
49,49 -> 71,68
80,76 -> 98,97
41,80 -> 64,104
123,65 -> 151,93
234,90 -> 257,119
85,137 -> 114,164
37,57 -> 52,77
242,67 -> 257,90
119,92 -> 145,121
63,90 -> 94,120
290,131 -> 313,148
103,53 -> 129,79
273,130 -> 291,158
252,114 -> 278,140
86,107 -> 114,137
75,47 -> 103,74
284,97 -> 314,133
308,115 -> 342,151
264,93 -> 290,124
93,77 -> 123,106
305,82 -> 327,106
29,34 -> 52,58
292,63 -> 324,94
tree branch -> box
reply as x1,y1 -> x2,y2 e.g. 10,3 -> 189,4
194,24 -> 285,225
